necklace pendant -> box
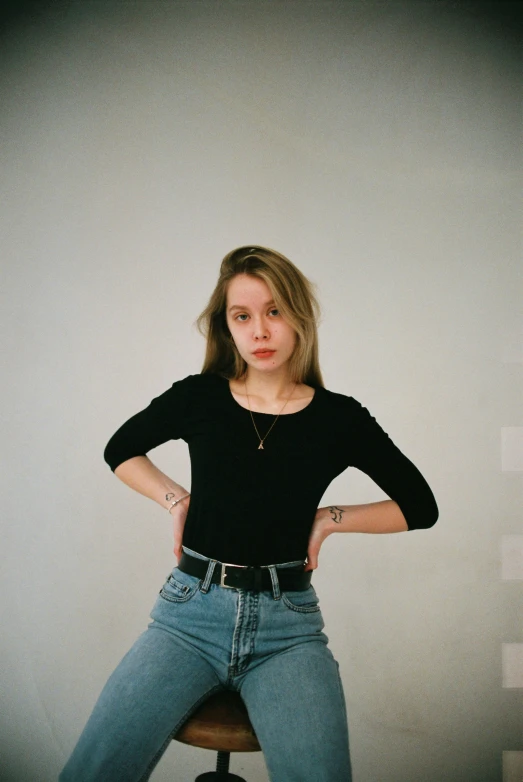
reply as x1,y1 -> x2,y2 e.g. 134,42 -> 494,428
258,442 -> 264,450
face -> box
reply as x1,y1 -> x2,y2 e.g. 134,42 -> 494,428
225,274 -> 297,373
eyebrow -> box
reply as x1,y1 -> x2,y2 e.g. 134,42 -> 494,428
228,300 -> 275,312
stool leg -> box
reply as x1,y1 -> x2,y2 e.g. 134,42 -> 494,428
194,750 -> 247,781
216,751 -> 230,774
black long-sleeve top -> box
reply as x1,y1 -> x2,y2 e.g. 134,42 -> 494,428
103,373 -> 438,565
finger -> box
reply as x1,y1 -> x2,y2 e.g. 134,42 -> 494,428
305,549 -> 318,571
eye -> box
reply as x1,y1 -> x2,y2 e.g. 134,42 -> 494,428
235,313 -> 248,322
269,308 -> 280,317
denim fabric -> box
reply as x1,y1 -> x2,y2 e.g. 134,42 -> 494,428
59,547 -> 352,781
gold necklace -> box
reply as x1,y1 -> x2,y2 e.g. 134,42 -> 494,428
244,378 -> 297,450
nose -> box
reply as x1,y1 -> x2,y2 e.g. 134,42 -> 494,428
253,316 -> 270,340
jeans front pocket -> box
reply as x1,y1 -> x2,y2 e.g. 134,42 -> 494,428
281,585 -> 321,613
159,568 -> 201,603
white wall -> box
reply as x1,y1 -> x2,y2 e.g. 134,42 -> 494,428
1,2 -> 521,780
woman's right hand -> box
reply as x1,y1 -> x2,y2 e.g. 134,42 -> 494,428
169,493 -> 191,562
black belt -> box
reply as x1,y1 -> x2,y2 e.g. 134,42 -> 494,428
178,552 -> 312,592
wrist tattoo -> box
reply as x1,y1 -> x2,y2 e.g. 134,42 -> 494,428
328,506 -> 344,524
165,493 -> 175,502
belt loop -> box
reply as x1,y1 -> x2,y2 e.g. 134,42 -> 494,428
201,560 -> 217,593
268,565 -> 281,600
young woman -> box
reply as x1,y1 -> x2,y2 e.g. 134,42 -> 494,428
60,245 -> 438,782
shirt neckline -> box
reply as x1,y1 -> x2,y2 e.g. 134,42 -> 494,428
223,377 -> 318,417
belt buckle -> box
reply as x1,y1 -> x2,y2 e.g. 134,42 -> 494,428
220,562 -> 247,589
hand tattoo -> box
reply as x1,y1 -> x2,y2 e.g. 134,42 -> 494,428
328,506 -> 345,524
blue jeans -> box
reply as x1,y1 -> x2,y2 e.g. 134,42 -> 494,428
60,547 -> 352,781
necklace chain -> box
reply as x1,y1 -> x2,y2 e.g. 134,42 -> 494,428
244,378 -> 297,449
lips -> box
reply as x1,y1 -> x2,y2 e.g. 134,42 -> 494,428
253,349 -> 275,355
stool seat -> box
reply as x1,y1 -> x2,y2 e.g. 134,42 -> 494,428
174,690 -> 261,753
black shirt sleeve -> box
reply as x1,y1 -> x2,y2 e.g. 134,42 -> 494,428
103,375 -> 194,472
346,398 -> 439,530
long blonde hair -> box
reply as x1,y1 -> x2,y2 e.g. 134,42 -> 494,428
195,245 -> 324,388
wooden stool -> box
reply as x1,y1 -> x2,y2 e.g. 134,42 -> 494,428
174,690 -> 261,781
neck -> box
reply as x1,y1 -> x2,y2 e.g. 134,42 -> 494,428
242,367 -> 296,401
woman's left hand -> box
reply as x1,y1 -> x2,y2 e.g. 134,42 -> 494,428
305,508 -> 333,571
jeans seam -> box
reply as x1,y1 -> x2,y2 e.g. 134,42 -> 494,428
281,593 -> 321,613
228,590 -> 244,680
236,591 -> 259,674
159,592 -> 197,604
334,661 -> 349,728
